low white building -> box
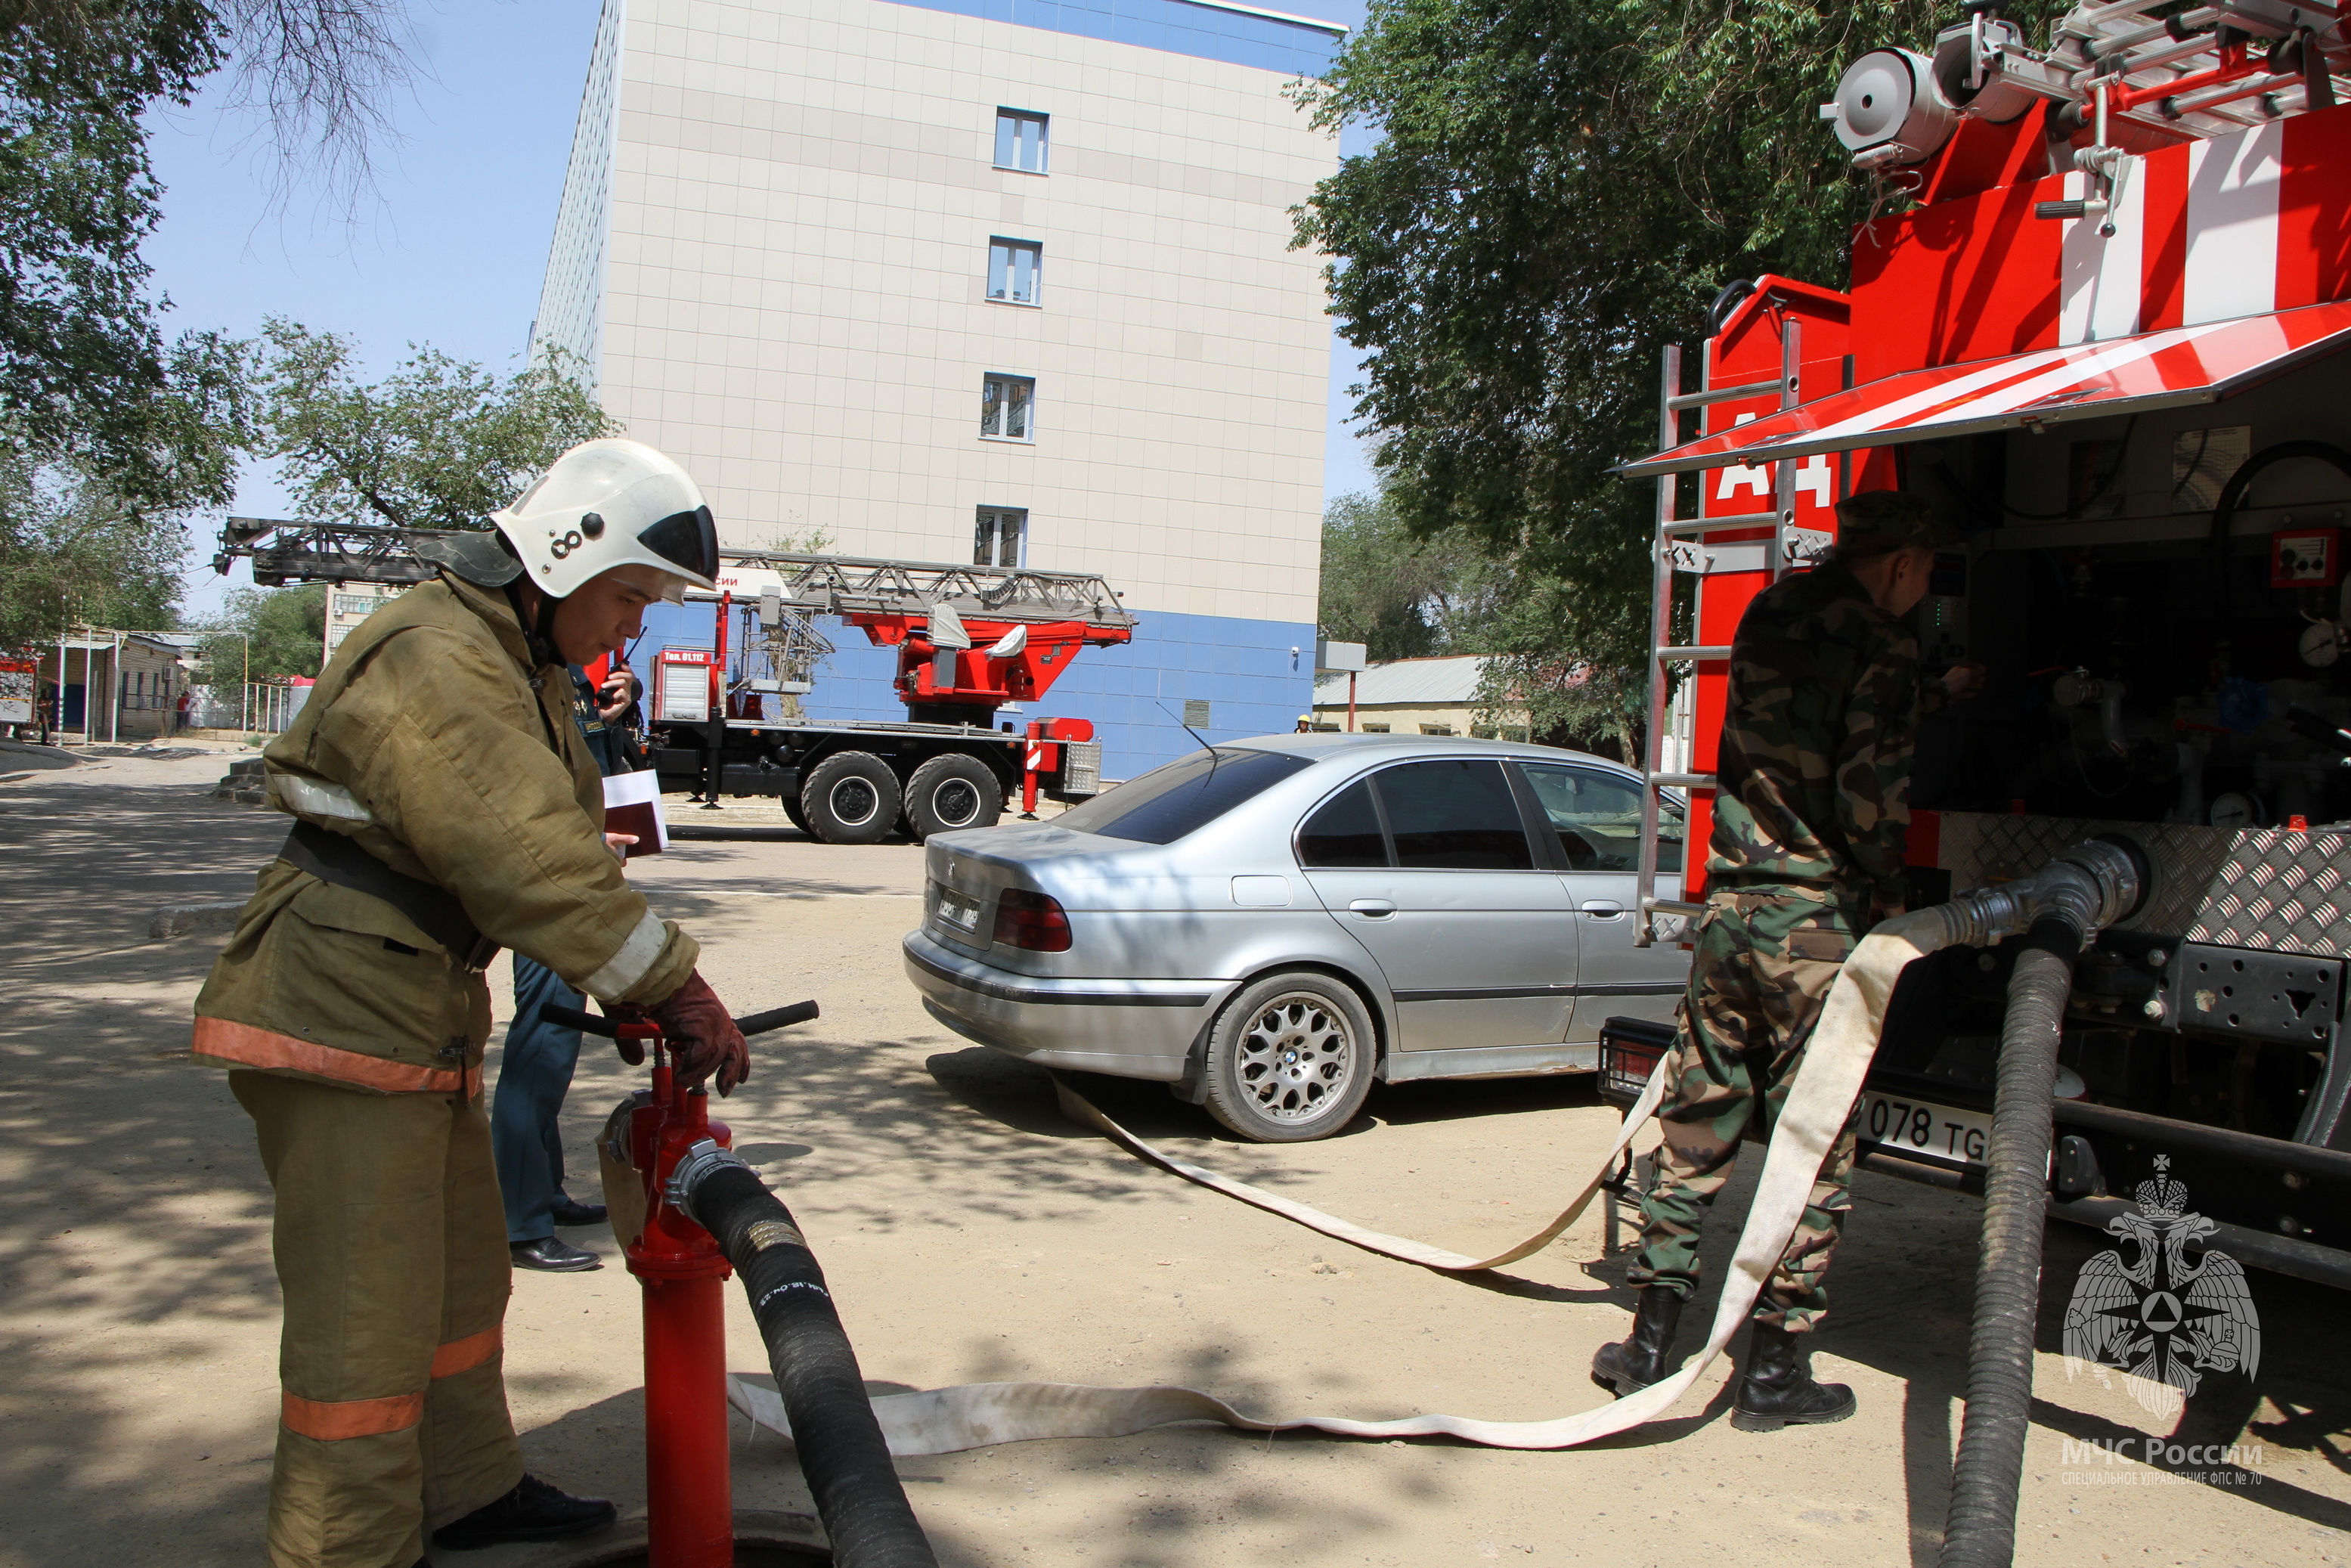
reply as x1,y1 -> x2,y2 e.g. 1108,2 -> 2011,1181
532,0 -> 1345,775
1309,654 -> 1532,739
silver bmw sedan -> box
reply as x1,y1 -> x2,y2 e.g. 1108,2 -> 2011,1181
902,733 -> 1690,1142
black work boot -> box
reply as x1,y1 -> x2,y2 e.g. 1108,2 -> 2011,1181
1730,1321 -> 1857,1432
1590,1287 -> 1685,1396
431,1474 -> 618,1550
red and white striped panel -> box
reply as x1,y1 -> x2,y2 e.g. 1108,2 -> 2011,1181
1618,299 -> 2351,476
1850,102 -> 2351,374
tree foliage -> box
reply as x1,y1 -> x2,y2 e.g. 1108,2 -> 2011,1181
1318,487 -> 1498,662
0,2 -> 409,644
1292,0 -> 2063,693
196,579 -> 323,682
254,319 -> 621,531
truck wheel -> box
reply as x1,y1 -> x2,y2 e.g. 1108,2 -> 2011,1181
1200,972 -> 1375,1143
904,754 -> 1002,841
799,751 -> 901,844
782,794 -> 811,835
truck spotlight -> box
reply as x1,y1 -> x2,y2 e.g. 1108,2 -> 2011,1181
1821,48 -> 1958,167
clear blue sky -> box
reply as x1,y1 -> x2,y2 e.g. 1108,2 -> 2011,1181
152,0 -> 1378,623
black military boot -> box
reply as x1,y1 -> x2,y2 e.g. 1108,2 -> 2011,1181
1590,1287 -> 1685,1396
430,1474 -> 618,1549
1730,1321 -> 1857,1432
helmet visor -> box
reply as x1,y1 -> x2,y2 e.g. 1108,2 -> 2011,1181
638,505 -> 719,585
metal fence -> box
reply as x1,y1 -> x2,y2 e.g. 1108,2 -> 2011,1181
190,683 -> 310,734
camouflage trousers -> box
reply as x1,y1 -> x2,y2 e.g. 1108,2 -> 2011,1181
1625,890 -> 1861,1333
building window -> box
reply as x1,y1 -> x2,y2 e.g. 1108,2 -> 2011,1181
974,507 -> 1027,569
1360,722 -> 1391,733
995,108 -> 1048,173
988,238 -> 1041,305
333,593 -> 377,616
1419,723 -> 1455,736
982,375 -> 1034,441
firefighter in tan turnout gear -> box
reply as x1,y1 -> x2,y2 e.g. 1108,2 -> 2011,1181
193,439 -> 751,1567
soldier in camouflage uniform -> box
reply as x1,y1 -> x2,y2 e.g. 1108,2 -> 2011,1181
1591,489 -> 1963,1432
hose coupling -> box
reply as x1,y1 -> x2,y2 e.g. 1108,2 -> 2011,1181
667,1137 -> 751,1222
1928,835 -> 2146,950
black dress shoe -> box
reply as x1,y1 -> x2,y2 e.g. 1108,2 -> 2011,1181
510,1236 -> 602,1272
432,1473 -> 618,1549
550,1196 -> 608,1227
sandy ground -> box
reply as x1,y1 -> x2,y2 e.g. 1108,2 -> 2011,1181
3,742 -> 2349,1567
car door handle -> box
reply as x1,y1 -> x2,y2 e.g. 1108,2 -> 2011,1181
1579,900 -> 1625,916
1349,899 -> 1396,918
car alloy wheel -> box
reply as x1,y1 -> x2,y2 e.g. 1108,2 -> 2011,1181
1202,972 -> 1375,1142
1237,993 -> 1354,1123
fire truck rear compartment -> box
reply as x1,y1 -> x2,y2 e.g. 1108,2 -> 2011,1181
1906,353 -> 2351,828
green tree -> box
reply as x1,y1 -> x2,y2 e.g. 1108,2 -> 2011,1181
253,319 -> 621,531
0,2 -> 404,643
1318,487 -> 1498,662
1292,0 -> 2063,725
196,581 -> 324,683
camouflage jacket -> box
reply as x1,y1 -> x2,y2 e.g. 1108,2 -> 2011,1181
1706,562 -> 1920,912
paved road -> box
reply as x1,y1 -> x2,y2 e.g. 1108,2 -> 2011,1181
2,745 -> 2346,1566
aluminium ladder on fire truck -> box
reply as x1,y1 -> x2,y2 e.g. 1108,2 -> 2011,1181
1631,322 -> 1806,947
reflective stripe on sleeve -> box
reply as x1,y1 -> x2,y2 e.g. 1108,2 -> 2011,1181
281,1390 -> 424,1441
429,1325 -> 503,1379
192,1017 -> 469,1095
269,774 -> 376,825
578,911 -> 668,1002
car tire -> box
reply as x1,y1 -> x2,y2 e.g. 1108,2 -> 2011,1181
799,751 -> 901,844
1200,972 -> 1376,1143
905,753 -> 1002,841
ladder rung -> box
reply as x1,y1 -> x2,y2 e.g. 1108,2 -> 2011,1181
1662,513 -> 1778,536
1657,645 -> 1732,662
1665,378 -> 1780,411
1641,897 -> 1710,918
1648,772 -> 1715,789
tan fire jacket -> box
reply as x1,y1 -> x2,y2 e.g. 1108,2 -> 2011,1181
192,569 -> 697,1093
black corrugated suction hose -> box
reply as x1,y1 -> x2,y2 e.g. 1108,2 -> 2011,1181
1938,919 -> 2084,1568
685,1161 -> 938,1568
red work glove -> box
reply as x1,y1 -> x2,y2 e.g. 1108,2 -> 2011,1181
652,969 -> 750,1095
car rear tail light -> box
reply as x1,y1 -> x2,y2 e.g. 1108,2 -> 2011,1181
993,888 -> 1071,952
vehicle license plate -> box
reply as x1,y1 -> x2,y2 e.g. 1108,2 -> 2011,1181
1857,1091 -> 1991,1166
934,887 -> 985,937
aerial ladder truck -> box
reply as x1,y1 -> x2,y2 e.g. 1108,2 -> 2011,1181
212,519 -> 1136,843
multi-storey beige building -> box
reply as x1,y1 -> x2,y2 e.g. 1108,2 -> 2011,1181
532,0 -> 1343,773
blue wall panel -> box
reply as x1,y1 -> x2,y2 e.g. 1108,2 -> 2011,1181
878,0 -> 1343,78
625,603 -> 1315,784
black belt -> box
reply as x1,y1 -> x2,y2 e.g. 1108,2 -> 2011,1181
280,820 -> 500,971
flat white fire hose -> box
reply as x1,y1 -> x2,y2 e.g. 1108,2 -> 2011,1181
729,909 -> 1947,1456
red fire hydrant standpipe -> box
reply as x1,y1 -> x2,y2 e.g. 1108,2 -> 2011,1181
547,999 -> 936,1568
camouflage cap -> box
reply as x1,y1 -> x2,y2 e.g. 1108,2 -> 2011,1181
1833,489 -> 1959,554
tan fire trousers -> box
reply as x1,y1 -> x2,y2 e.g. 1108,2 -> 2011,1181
232,1071 -> 524,1568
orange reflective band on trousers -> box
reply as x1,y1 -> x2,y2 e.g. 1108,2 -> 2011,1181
280,1390 -> 426,1442
193,1016 -> 479,1095
430,1324 -> 503,1380
279,1326 -> 502,1441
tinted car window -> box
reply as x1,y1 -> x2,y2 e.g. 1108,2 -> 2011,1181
1371,759 -> 1533,870
1519,764 -> 1684,872
1054,747 -> 1311,844
1298,779 -> 1388,866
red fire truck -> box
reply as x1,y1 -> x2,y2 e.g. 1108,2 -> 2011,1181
1621,1 -> 2351,1285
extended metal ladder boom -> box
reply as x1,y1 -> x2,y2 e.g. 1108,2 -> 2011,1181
719,551 -> 1136,631
212,523 -> 1138,632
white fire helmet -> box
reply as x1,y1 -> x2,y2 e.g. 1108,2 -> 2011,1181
489,438 -> 720,603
